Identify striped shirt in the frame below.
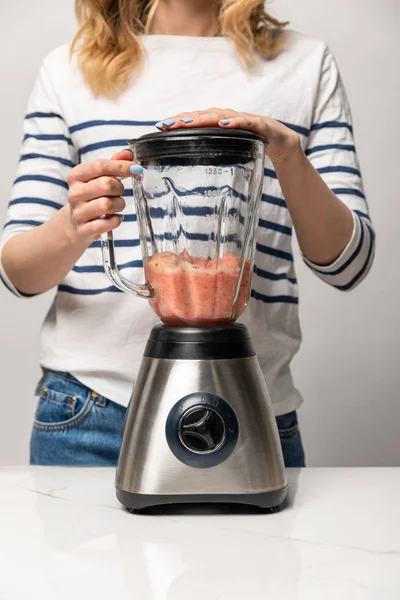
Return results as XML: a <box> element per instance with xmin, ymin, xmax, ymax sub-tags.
<box><xmin>0</xmin><ymin>31</ymin><xmax>375</xmax><ymax>414</ymax></box>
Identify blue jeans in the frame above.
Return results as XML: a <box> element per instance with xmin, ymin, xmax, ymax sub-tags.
<box><xmin>30</xmin><ymin>370</ymin><xmax>306</xmax><ymax>467</ymax></box>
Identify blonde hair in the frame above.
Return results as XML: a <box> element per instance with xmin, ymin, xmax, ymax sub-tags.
<box><xmin>72</xmin><ymin>0</ymin><xmax>288</xmax><ymax>99</ymax></box>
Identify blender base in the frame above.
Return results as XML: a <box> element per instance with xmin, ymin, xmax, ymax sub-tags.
<box><xmin>115</xmin><ymin>325</ymin><xmax>288</xmax><ymax>515</ymax></box>
<box><xmin>116</xmin><ymin>486</ymin><xmax>288</xmax><ymax>514</ymax></box>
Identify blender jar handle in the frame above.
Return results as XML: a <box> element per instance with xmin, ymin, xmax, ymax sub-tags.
<box><xmin>101</xmin><ymin>232</ymin><xmax>153</xmax><ymax>297</ymax></box>
<box><xmin>100</xmin><ymin>173</ymin><xmax>154</xmax><ymax>298</ymax></box>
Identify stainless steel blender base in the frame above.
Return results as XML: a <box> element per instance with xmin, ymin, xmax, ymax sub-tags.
<box><xmin>116</xmin><ymin>325</ymin><xmax>287</xmax><ymax>511</ymax></box>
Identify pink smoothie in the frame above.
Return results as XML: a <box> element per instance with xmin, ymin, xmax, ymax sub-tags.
<box><xmin>145</xmin><ymin>251</ymin><xmax>251</xmax><ymax>326</ymax></box>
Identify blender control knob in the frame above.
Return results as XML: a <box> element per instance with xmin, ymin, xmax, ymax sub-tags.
<box><xmin>179</xmin><ymin>407</ymin><xmax>226</xmax><ymax>454</ymax></box>
<box><xmin>166</xmin><ymin>393</ymin><xmax>239</xmax><ymax>468</ymax></box>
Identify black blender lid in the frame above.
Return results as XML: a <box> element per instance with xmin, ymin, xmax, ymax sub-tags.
<box><xmin>129</xmin><ymin>127</ymin><xmax>266</xmax><ymax>145</ymax></box>
<box><xmin>130</xmin><ymin>128</ymin><xmax>266</xmax><ymax>166</ymax></box>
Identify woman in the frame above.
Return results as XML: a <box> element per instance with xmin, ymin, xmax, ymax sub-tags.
<box><xmin>0</xmin><ymin>0</ymin><xmax>374</xmax><ymax>467</ymax></box>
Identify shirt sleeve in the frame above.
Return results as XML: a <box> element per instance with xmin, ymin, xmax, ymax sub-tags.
<box><xmin>0</xmin><ymin>59</ymin><xmax>78</xmax><ymax>297</ymax></box>
<box><xmin>303</xmin><ymin>46</ymin><xmax>375</xmax><ymax>291</ymax></box>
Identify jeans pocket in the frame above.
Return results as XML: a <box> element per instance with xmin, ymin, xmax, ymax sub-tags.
<box><xmin>276</xmin><ymin>411</ymin><xmax>299</xmax><ymax>439</ymax></box>
<box><xmin>276</xmin><ymin>411</ymin><xmax>305</xmax><ymax>468</ymax></box>
<box><xmin>33</xmin><ymin>372</ymin><xmax>95</xmax><ymax>432</ymax></box>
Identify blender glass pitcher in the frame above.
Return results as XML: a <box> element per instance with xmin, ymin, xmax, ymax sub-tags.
<box><xmin>101</xmin><ymin>128</ymin><xmax>266</xmax><ymax>326</ymax></box>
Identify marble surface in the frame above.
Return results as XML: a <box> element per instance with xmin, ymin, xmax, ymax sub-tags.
<box><xmin>0</xmin><ymin>467</ymin><xmax>399</xmax><ymax>599</ymax></box>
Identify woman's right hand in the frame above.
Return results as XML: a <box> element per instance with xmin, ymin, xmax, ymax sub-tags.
<box><xmin>67</xmin><ymin>149</ymin><xmax>139</xmax><ymax>244</ymax></box>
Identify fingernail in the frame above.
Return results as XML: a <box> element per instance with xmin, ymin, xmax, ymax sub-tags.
<box><xmin>155</xmin><ymin>121</ymin><xmax>164</xmax><ymax>129</ymax></box>
<box><xmin>220</xmin><ymin>119</ymin><xmax>230</xmax><ymax>125</ymax></box>
<box><xmin>99</xmin><ymin>215</ymin><xmax>106</xmax><ymax>220</ymax></box>
<box><xmin>130</xmin><ymin>165</ymin><xmax>143</xmax><ymax>175</ymax></box>
<box><xmin>118</xmin><ymin>214</ymin><xmax>125</xmax><ymax>222</ymax></box>
<box><xmin>181</xmin><ymin>117</ymin><xmax>193</xmax><ymax>124</ymax></box>
<box><xmin>163</xmin><ymin>119</ymin><xmax>175</xmax><ymax>127</ymax></box>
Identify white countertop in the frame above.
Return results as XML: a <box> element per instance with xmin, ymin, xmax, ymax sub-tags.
<box><xmin>0</xmin><ymin>467</ymin><xmax>399</xmax><ymax>599</ymax></box>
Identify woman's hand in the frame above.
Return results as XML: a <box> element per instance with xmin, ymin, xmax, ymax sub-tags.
<box><xmin>67</xmin><ymin>150</ymin><xmax>137</xmax><ymax>244</ymax></box>
<box><xmin>155</xmin><ymin>108</ymin><xmax>355</xmax><ymax>267</ymax></box>
<box><xmin>2</xmin><ymin>148</ymin><xmax>141</xmax><ymax>296</ymax></box>
<box><xmin>155</xmin><ymin>108</ymin><xmax>300</xmax><ymax>164</ymax></box>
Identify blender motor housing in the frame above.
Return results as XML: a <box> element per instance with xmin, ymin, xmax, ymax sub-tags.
<box><xmin>116</xmin><ymin>324</ymin><xmax>288</xmax><ymax>511</ymax></box>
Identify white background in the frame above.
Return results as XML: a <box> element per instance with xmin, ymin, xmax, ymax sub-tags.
<box><xmin>0</xmin><ymin>0</ymin><xmax>399</xmax><ymax>466</ymax></box>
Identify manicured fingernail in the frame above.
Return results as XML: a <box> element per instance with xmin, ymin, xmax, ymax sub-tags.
<box><xmin>163</xmin><ymin>119</ymin><xmax>175</xmax><ymax>127</ymax></box>
<box><xmin>130</xmin><ymin>165</ymin><xmax>143</xmax><ymax>175</ymax></box>
<box><xmin>220</xmin><ymin>119</ymin><xmax>230</xmax><ymax>125</ymax></box>
<box><xmin>155</xmin><ymin>121</ymin><xmax>164</xmax><ymax>129</ymax></box>
<box><xmin>118</xmin><ymin>214</ymin><xmax>124</xmax><ymax>222</ymax></box>
<box><xmin>181</xmin><ymin>117</ymin><xmax>193</xmax><ymax>124</ymax></box>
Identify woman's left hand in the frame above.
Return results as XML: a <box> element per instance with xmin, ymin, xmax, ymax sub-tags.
<box><xmin>155</xmin><ymin>108</ymin><xmax>300</xmax><ymax>165</ymax></box>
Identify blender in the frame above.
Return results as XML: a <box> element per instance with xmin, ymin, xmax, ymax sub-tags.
<box><xmin>101</xmin><ymin>128</ymin><xmax>287</xmax><ymax>511</ymax></box>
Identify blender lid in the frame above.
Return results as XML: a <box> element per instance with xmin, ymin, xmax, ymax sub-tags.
<box><xmin>130</xmin><ymin>128</ymin><xmax>266</xmax><ymax>166</ymax></box>
<box><xmin>129</xmin><ymin>127</ymin><xmax>266</xmax><ymax>145</ymax></box>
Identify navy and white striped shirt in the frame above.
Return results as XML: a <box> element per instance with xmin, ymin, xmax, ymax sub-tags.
<box><xmin>0</xmin><ymin>31</ymin><xmax>374</xmax><ymax>412</ymax></box>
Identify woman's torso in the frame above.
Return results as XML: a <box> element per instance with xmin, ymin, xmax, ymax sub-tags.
<box><xmin>27</xmin><ymin>31</ymin><xmax>327</xmax><ymax>411</ymax></box>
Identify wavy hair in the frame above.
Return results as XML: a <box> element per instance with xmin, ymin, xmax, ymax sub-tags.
<box><xmin>72</xmin><ymin>0</ymin><xmax>288</xmax><ymax>98</ymax></box>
